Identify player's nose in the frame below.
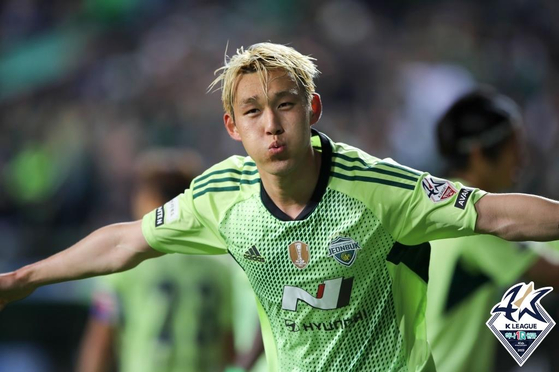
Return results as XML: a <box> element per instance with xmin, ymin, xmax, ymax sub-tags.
<box><xmin>264</xmin><ymin>109</ymin><xmax>284</xmax><ymax>135</ymax></box>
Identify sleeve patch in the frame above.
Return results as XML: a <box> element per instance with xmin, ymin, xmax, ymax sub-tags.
<box><xmin>454</xmin><ymin>187</ymin><xmax>474</xmax><ymax>209</ymax></box>
<box><xmin>155</xmin><ymin>206</ymin><xmax>165</xmax><ymax>227</ymax></box>
<box><xmin>155</xmin><ymin>197</ymin><xmax>180</xmax><ymax>227</ymax></box>
<box><xmin>421</xmin><ymin>176</ymin><xmax>457</xmax><ymax>203</ymax></box>
<box><xmin>165</xmin><ymin>197</ymin><xmax>180</xmax><ymax>223</ymax></box>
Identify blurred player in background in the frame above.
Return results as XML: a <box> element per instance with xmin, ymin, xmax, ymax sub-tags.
<box><xmin>427</xmin><ymin>89</ymin><xmax>559</xmax><ymax>372</ymax></box>
<box><xmin>76</xmin><ymin>149</ymin><xmax>236</xmax><ymax>372</ymax></box>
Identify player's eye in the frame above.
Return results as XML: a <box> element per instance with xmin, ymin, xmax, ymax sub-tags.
<box><xmin>244</xmin><ymin>108</ymin><xmax>259</xmax><ymax>116</ymax></box>
<box><xmin>278</xmin><ymin>102</ymin><xmax>294</xmax><ymax>109</ymax></box>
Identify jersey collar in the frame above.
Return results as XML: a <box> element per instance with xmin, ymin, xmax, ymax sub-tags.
<box><xmin>260</xmin><ymin>129</ymin><xmax>332</xmax><ymax>221</ymax></box>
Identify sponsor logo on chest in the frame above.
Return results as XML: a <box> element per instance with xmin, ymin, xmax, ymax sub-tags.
<box><xmin>284</xmin><ymin>309</ymin><xmax>367</xmax><ymax>332</ymax></box>
<box><xmin>282</xmin><ymin>277</ymin><xmax>354</xmax><ymax>312</ymax></box>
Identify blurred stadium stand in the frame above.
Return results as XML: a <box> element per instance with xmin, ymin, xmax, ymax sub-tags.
<box><xmin>1</xmin><ymin>0</ymin><xmax>558</xmax><ymax>371</ymax></box>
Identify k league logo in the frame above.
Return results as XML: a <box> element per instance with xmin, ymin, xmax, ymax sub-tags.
<box><xmin>486</xmin><ymin>282</ymin><xmax>555</xmax><ymax>366</ymax></box>
<box><xmin>421</xmin><ymin>176</ymin><xmax>457</xmax><ymax>203</ymax></box>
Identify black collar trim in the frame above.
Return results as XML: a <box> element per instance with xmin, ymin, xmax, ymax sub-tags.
<box><xmin>260</xmin><ymin>129</ymin><xmax>332</xmax><ymax>221</ymax></box>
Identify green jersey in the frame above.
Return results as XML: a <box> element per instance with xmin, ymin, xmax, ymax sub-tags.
<box><xmin>90</xmin><ymin>254</ymin><xmax>233</xmax><ymax>372</ymax></box>
<box><xmin>142</xmin><ymin>131</ymin><xmax>485</xmax><ymax>372</ymax></box>
<box><xmin>426</xmin><ymin>181</ymin><xmax>538</xmax><ymax>372</ymax></box>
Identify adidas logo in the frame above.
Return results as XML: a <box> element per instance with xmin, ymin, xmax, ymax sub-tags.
<box><xmin>244</xmin><ymin>246</ymin><xmax>265</xmax><ymax>263</ymax></box>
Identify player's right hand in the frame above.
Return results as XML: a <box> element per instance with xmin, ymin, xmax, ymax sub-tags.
<box><xmin>0</xmin><ymin>271</ymin><xmax>36</xmax><ymax>310</ymax></box>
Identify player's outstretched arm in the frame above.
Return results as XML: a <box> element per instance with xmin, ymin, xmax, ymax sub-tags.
<box><xmin>0</xmin><ymin>220</ymin><xmax>163</xmax><ymax>310</ymax></box>
<box><xmin>475</xmin><ymin>193</ymin><xmax>559</xmax><ymax>241</ymax></box>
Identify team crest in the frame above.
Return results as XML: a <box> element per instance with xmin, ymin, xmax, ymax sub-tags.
<box><xmin>486</xmin><ymin>282</ymin><xmax>555</xmax><ymax>366</ymax></box>
<box><xmin>288</xmin><ymin>241</ymin><xmax>310</xmax><ymax>269</ymax></box>
<box><xmin>328</xmin><ymin>237</ymin><xmax>361</xmax><ymax>267</ymax></box>
<box><xmin>421</xmin><ymin>176</ymin><xmax>457</xmax><ymax>203</ymax></box>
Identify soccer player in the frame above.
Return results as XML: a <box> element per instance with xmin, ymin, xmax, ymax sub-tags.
<box><xmin>75</xmin><ymin>149</ymin><xmax>236</xmax><ymax>372</ymax></box>
<box><xmin>426</xmin><ymin>89</ymin><xmax>559</xmax><ymax>372</ymax></box>
<box><xmin>1</xmin><ymin>42</ymin><xmax>559</xmax><ymax>372</ymax></box>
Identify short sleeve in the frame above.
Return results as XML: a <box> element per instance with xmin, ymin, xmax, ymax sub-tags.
<box><xmin>141</xmin><ymin>189</ymin><xmax>227</xmax><ymax>255</ymax></box>
<box><xmin>395</xmin><ymin>174</ymin><xmax>487</xmax><ymax>245</ymax></box>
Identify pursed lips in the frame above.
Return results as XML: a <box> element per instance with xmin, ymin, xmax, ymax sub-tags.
<box><xmin>269</xmin><ymin>140</ymin><xmax>285</xmax><ymax>149</ymax></box>
<box><xmin>268</xmin><ymin>140</ymin><xmax>286</xmax><ymax>155</ymax></box>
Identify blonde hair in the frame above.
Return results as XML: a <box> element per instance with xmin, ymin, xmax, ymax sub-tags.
<box><xmin>208</xmin><ymin>42</ymin><xmax>320</xmax><ymax>116</ymax></box>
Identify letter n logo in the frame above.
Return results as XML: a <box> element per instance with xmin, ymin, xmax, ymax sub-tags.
<box><xmin>281</xmin><ymin>277</ymin><xmax>353</xmax><ymax>312</ymax></box>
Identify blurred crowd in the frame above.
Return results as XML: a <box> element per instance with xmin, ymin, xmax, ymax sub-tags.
<box><xmin>2</xmin><ymin>0</ymin><xmax>559</xmax><ymax>262</ymax></box>
<box><xmin>1</xmin><ymin>0</ymin><xmax>559</xmax><ymax>371</ymax></box>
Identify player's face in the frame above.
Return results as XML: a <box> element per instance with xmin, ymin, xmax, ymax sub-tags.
<box><xmin>224</xmin><ymin>69</ymin><xmax>322</xmax><ymax>176</ymax></box>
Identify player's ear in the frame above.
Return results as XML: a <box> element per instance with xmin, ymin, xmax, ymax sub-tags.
<box><xmin>224</xmin><ymin>113</ymin><xmax>242</xmax><ymax>141</ymax></box>
<box><xmin>310</xmin><ymin>93</ymin><xmax>322</xmax><ymax>125</ymax></box>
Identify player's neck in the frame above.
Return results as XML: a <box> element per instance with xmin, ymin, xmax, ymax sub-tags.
<box><xmin>260</xmin><ymin>149</ymin><xmax>322</xmax><ymax>220</ymax></box>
